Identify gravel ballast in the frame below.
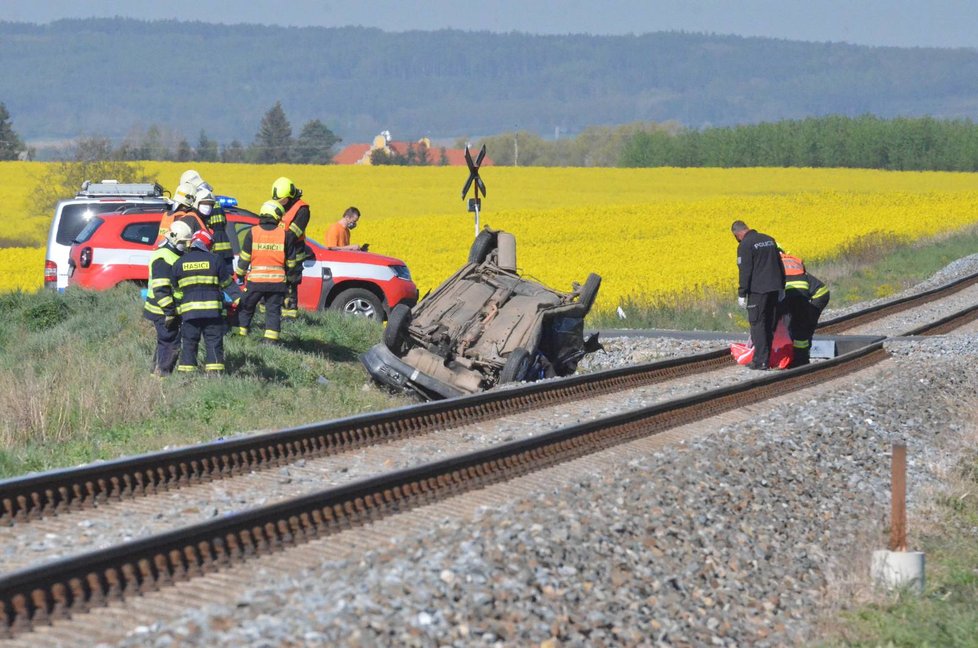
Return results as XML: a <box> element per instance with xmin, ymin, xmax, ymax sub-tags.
<box><xmin>114</xmin><ymin>338</ymin><xmax>978</xmax><ymax>647</ymax></box>
<box><xmin>109</xmin><ymin>264</ymin><xmax>978</xmax><ymax>646</ymax></box>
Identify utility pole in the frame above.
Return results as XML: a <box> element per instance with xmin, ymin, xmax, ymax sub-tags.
<box><xmin>514</xmin><ymin>128</ymin><xmax>518</xmax><ymax>167</ymax></box>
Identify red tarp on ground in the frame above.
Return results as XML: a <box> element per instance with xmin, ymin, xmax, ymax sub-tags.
<box><xmin>730</xmin><ymin>317</ymin><xmax>794</xmax><ymax>369</ymax></box>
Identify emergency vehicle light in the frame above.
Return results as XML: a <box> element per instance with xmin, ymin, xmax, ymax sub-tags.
<box><xmin>217</xmin><ymin>195</ymin><xmax>238</xmax><ymax>208</ymax></box>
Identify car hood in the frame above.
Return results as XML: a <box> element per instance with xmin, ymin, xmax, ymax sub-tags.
<box><xmin>309</xmin><ymin>247</ymin><xmax>407</xmax><ymax>266</ymax></box>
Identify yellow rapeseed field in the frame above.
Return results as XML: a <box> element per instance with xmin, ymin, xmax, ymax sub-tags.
<box><xmin>4</xmin><ymin>162</ymin><xmax>978</xmax><ymax>314</ymax></box>
<box><xmin>0</xmin><ymin>247</ymin><xmax>46</xmax><ymax>292</ymax></box>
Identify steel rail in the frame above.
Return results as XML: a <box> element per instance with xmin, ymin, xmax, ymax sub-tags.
<box><xmin>817</xmin><ymin>269</ymin><xmax>978</xmax><ymax>334</ymax></box>
<box><xmin>0</xmin><ymin>341</ymin><xmax>887</xmax><ymax>636</ymax></box>
<box><xmin>901</xmin><ymin>303</ymin><xmax>978</xmax><ymax>336</ymax></box>
<box><xmin>0</xmin><ymin>349</ymin><xmax>730</xmax><ymax>524</ymax></box>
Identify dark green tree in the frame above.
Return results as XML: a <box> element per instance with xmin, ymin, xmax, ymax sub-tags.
<box><xmin>221</xmin><ymin>140</ymin><xmax>246</xmax><ymax>163</ymax></box>
<box><xmin>292</xmin><ymin>119</ymin><xmax>341</xmax><ymax>164</ymax></box>
<box><xmin>197</xmin><ymin>130</ymin><xmax>219</xmax><ymax>162</ymax></box>
<box><xmin>370</xmin><ymin>147</ymin><xmax>407</xmax><ymax>165</ymax></box>
<box><xmin>0</xmin><ymin>102</ymin><xmax>25</xmax><ymax>160</ymax></box>
<box><xmin>253</xmin><ymin>101</ymin><xmax>293</xmax><ymax>163</ymax></box>
<box><xmin>32</xmin><ymin>136</ymin><xmax>153</xmax><ymax>217</ymax></box>
<box><xmin>175</xmin><ymin>138</ymin><xmax>193</xmax><ymax>162</ymax></box>
<box><xmin>138</xmin><ymin>125</ymin><xmax>168</xmax><ymax>161</ymax></box>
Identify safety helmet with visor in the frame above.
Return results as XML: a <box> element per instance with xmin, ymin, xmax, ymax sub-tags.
<box><xmin>180</xmin><ymin>169</ymin><xmax>212</xmax><ymax>192</ymax></box>
<box><xmin>271</xmin><ymin>176</ymin><xmax>301</xmax><ymax>201</ymax></box>
<box><xmin>193</xmin><ymin>187</ymin><xmax>216</xmax><ymax>217</ymax></box>
<box><xmin>165</xmin><ymin>220</ymin><xmax>193</xmax><ymax>252</ymax></box>
<box><xmin>259</xmin><ymin>200</ymin><xmax>285</xmax><ymax>222</ymax></box>
<box><xmin>172</xmin><ymin>182</ymin><xmax>197</xmax><ymax>210</ymax></box>
<box><xmin>190</xmin><ymin>228</ymin><xmax>214</xmax><ymax>251</ymax></box>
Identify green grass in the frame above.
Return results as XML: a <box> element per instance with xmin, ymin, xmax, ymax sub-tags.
<box><xmin>828</xmin><ymin>455</ymin><xmax>978</xmax><ymax>647</ymax></box>
<box><xmin>589</xmin><ymin>224</ymin><xmax>978</xmax><ymax>331</ymax></box>
<box><xmin>0</xmin><ymin>286</ymin><xmax>409</xmax><ymax>478</ymax></box>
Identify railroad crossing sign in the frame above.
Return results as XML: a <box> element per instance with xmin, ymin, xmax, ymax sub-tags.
<box><xmin>461</xmin><ymin>144</ymin><xmax>488</xmax><ymax>237</ymax></box>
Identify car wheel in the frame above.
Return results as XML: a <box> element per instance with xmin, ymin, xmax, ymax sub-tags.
<box><xmin>578</xmin><ymin>273</ymin><xmax>602</xmax><ymax>312</ymax></box>
<box><xmin>468</xmin><ymin>229</ymin><xmax>498</xmax><ymax>264</ymax></box>
<box><xmin>332</xmin><ymin>288</ymin><xmax>384</xmax><ymax>321</ymax></box>
<box><xmin>499</xmin><ymin>347</ymin><xmax>532</xmax><ymax>384</ymax></box>
<box><xmin>383</xmin><ymin>303</ymin><xmax>412</xmax><ymax>354</ymax></box>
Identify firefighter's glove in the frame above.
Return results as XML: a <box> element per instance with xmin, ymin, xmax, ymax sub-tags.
<box><xmin>359</xmin><ymin>243</ymin><xmax>370</xmax><ymax>252</ymax></box>
<box><xmin>164</xmin><ymin>315</ymin><xmax>180</xmax><ymax>330</ymax></box>
<box><xmin>737</xmin><ymin>296</ymin><xmax>747</xmax><ymax>308</ymax></box>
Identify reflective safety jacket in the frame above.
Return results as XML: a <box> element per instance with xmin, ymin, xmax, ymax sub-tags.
<box><xmin>155</xmin><ymin>209</ymin><xmax>206</xmax><ymax>246</ymax></box>
<box><xmin>781</xmin><ymin>252</ymin><xmax>809</xmax><ymax>293</ymax></box>
<box><xmin>281</xmin><ymin>199</ymin><xmax>311</xmax><ymax>263</ymax></box>
<box><xmin>780</xmin><ymin>251</ymin><xmax>831</xmax><ymax>310</ymax></box>
<box><xmin>205</xmin><ymin>205</ymin><xmax>234</xmax><ymax>260</ymax></box>
<box><xmin>281</xmin><ymin>199</ymin><xmax>309</xmax><ymax>242</ymax></box>
<box><xmin>143</xmin><ymin>244</ymin><xmax>181</xmax><ymax>319</ymax></box>
<box><xmin>809</xmin><ymin>273</ymin><xmax>830</xmax><ymax>310</ymax></box>
<box><xmin>235</xmin><ymin>220</ymin><xmax>299</xmax><ymax>293</ymax></box>
<box><xmin>173</xmin><ymin>247</ymin><xmax>242</xmax><ymax>320</ymax></box>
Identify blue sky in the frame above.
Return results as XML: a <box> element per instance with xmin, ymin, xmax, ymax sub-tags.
<box><xmin>1</xmin><ymin>0</ymin><xmax>976</xmax><ymax>49</ymax></box>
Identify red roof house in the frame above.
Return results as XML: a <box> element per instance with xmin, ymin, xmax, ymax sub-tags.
<box><xmin>334</xmin><ymin>133</ymin><xmax>493</xmax><ymax>166</ymax></box>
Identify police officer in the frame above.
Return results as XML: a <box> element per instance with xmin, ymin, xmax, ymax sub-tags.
<box><xmin>144</xmin><ymin>220</ymin><xmax>192</xmax><ymax>376</ymax></box>
<box><xmin>271</xmin><ymin>177</ymin><xmax>310</xmax><ymax>318</ymax></box>
<box><xmin>173</xmin><ymin>229</ymin><xmax>242</xmax><ymax>373</ymax></box>
<box><xmin>732</xmin><ymin>220</ymin><xmax>785</xmax><ymax>370</ymax></box>
<box><xmin>234</xmin><ymin>200</ymin><xmax>300</xmax><ymax>342</ymax></box>
<box><xmin>779</xmin><ymin>248</ymin><xmax>830</xmax><ymax>367</ymax></box>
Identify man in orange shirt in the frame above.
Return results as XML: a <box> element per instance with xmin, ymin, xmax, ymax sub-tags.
<box><xmin>324</xmin><ymin>207</ymin><xmax>368</xmax><ymax>251</ymax></box>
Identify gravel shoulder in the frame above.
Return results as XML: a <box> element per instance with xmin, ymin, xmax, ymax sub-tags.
<box><xmin>103</xmin><ymin>258</ymin><xmax>978</xmax><ymax>647</ymax></box>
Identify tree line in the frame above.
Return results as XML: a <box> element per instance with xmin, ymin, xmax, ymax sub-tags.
<box><xmin>474</xmin><ymin>116</ymin><xmax>978</xmax><ymax>172</ymax></box>
<box><xmin>617</xmin><ymin>115</ymin><xmax>978</xmax><ymax>171</ymax></box>
<box><xmin>0</xmin><ymin>101</ymin><xmax>342</xmax><ymax>164</ymax></box>
<box><xmin>11</xmin><ymin>97</ymin><xmax>978</xmax><ymax>173</ymax></box>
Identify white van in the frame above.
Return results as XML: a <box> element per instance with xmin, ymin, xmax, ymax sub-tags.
<box><xmin>44</xmin><ymin>180</ymin><xmax>167</xmax><ymax>291</ymax></box>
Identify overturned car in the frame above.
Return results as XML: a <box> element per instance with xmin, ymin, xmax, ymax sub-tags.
<box><xmin>361</xmin><ymin>228</ymin><xmax>602</xmax><ymax>400</ymax></box>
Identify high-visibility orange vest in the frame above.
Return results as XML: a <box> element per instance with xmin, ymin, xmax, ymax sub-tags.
<box><xmin>281</xmin><ymin>199</ymin><xmax>308</xmax><ymax>241</ymax></box>
<box><xmin>156</xmin><ymin>210</ymin><xmax>206</xmax><ymax>246</ymax></box>
<box><xmin>248</xmin><ymin>226</ymin><xmax>286</xmax><ymax>283</ymax></box>
<box><xmin>780</xmin><ymin>252</ymin><xmax>806</xmax><ymax>277</ymax></box>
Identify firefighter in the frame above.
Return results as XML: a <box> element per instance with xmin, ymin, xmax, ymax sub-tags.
<box><xmin>155</xmin><ymin>181</ymin><xmax>205</xmax><ymax>246</ymax></box>
<box><xmin>779</xmin><ymin>248</ymin><xmax>831</xmax><ymax>367</ymax></box>
<box><xmin>182</xmin><ymin>170</ymin><xmax>234</xmax><ymax>270</ymax></box>
<box><xmin>144</xmin><ymin>220</ymin><xmax>192</xmax><ymax>376</ymax></box>
<box><xmin>234</xmin><ymin>200</ymin><xmax>300</xmax><ymax>342</ymax></box>
<box><xmin>271</xmin><ymin>176</ymin><xmax>310</xmax><ymax>319</ymax></box>
<box><xmin>172</xmin><ymin>229</ymin><xmax>242</xmax><ymax>374</ymax></box>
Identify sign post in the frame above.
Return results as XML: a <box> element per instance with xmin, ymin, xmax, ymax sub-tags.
<box><xmin>461</xmin><ymin>144</ymin><xmax>488</xmax><ymax>237</ymax></box>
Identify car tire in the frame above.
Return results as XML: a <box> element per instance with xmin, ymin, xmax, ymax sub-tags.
<box><xmin>578</xmin><ymin>273</ymin><xmax>602</xmax><ymax>312</ymax></box>
<box><xmin>499</xmin><ymin>347</ymin><xmax>532</xmax><ymax>384</ymax></box>
<box><xmin>383</xmin><ymin>303</ymin><xmax>412</xmax><ymax>354</ymax></box>
<box><xmin>332</xmin><ymin>288</ymin><xmax>384</xmax><ymax>321</ymax></box>
<box><xmin>468</xmin><ymin>229</ymin><xmax>498</xmax><ymax>264</ymax></box>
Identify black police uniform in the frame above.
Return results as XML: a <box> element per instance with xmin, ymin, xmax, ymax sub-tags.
<box><xmin>737</xmin><ymin>229</ymin><xmax>786</xmax><ymax>369</ymax></box>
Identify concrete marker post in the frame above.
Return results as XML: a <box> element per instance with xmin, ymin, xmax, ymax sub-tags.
<box><xmin>871</xmin><ymin>441</ymin><xmax>925</xmax><ymax>593</ymax></box>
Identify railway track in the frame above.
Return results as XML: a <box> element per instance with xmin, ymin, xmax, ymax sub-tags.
<box><xmin>7</xmin><ymin>269</ymin><xmax>978</xmax><ymax>528</ymax></box>
<box><xmin>2</xmin><ymin>269</ymin><xmax>977</xmax><ymax>639</ymax></box>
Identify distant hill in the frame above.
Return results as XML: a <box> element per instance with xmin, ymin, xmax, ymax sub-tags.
<box><xmin>2</xmin><ymin>18</ymin><xmax>978</xmax><ymax>149</ymax></box>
